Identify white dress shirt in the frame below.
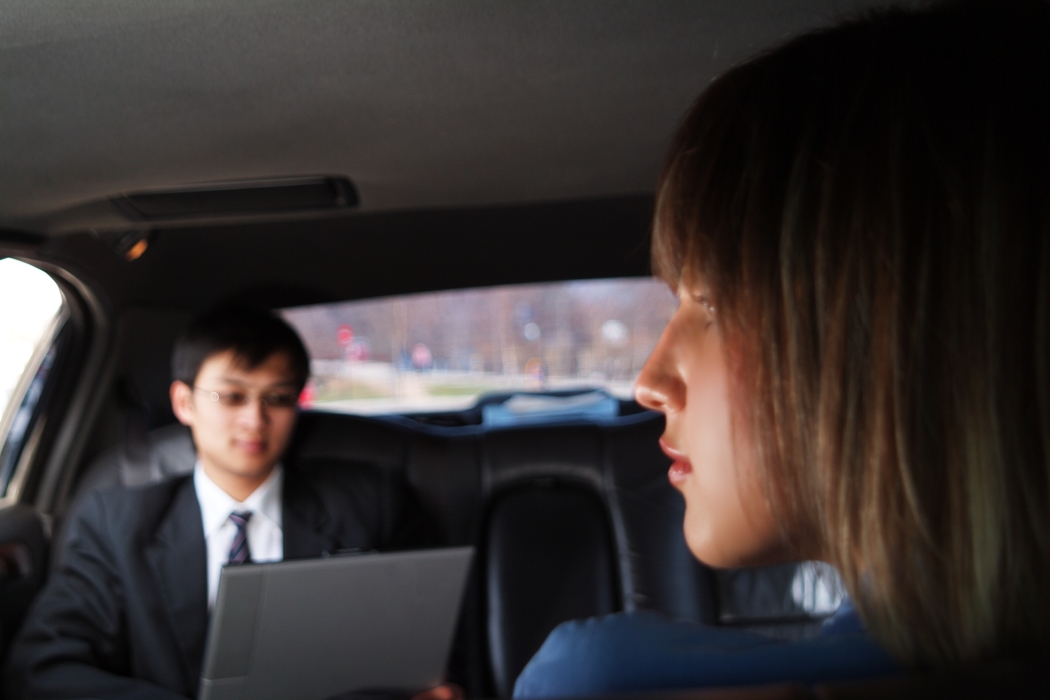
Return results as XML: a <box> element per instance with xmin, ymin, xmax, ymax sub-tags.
<box><xmin>193</xmin><ymin>461</ymin><xmax>284</xmax><ymax>608</ymax></box>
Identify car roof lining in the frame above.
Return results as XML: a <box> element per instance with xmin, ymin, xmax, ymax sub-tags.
<box><xmin>2</xmin><ymin>1</ymin><xmax>931</xmax><ymax>313</ymax></box>
<box><xmin>1</xmin><ymin>0</ymin><xmax>904</xmax><ymax>235</ymax></box>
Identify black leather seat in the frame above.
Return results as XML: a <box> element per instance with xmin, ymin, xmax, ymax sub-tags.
<box><xmin>0</xmin><ymin>505</ymin><xmax>49</xmax><ymax>661</ymax></box>
<box><xmin>469</xmin><ymin>417</ymin><xmax>718</xmax><ymax>696</ymax></box>
<box><xmin>484</xmin><ymin>480</ymin><xmax>620</xmax><ymax>697</ymax></box>
<box><xmin>66</xmin><ymin>407</ymin><xmax>833</xmax><ymax>697</ymax></box>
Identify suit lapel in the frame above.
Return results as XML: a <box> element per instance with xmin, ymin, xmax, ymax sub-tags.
<box><xmin>139</xmin><ymin>469</ymin><xmax>333</xmax><ymax>694</ymax></box>
<box><xmin>144</xmin><ymin>476</ymin><xmax>209</xmax><ymax>694</ymax></box>
<box><xmin>282</xmin><ymin>469</ymin><xmax>338</xmax><ymax>559</ymax></box>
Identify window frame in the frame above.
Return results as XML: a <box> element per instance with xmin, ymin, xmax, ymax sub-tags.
<box><xmin>0</xmin><ymin>304</ymin><xmax>68</xmax><ymax>506</ymax></box>
<box><xmin>0</xmin><ymin>255</ymin><xmax>114</xmax><ymax>516</ymax></box>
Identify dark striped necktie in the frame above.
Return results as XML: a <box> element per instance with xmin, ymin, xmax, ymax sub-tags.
<box><xmin>226</xmin><ymin>510</ymin><xmax>253</xmax><ymax>565</ymax></box>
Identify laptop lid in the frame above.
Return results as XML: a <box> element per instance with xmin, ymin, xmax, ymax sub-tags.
<box><xmin>199</xmin><ymin>547</ymin><xmax>474</xmax><ymax>700</ymax></box>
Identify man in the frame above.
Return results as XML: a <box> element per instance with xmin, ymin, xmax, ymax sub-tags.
<box><xmin>5</xmin><ymin>307</ymin><xmax>431</xmax><ymax>699</ymax></box>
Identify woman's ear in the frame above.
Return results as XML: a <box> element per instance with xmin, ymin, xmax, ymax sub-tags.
<box><xmin>170</xmin><ymin>381</ymin><xmax>196</xmax><ymax>427</ymax></box>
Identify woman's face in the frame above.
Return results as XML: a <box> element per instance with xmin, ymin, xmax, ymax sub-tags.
<box><xmin>634</xmin><ymin>275</ymin><xmax>789</xmax><ymax>568</ymax></box>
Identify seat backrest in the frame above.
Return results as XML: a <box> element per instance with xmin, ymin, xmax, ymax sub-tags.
<box><xmin>484</xmin><ymin>480</ymin><xmax>620</xmax><ymax>697</ymax></box>
<box><xmin>476</xmin><ymin>424</ymin><xmax>617</xmax><ymax>696</ymax></box>
<box><xmin>0</xmin><ymin>504</ymin><xmax>49</xmax><ymax>660</ymax></box>
<box><xmin>472</xmin><ymin>415</ymin><xmax>722</xmax><ymax>696</ymax></box>
<box><xmin>74</xmin><ymin>423</ymin><xmax>196</xmax><ymax>495</ymax></box>
<box><xmin>602</xmin><ymin>415</ymin><xmax>717</xmax><ymax>625</ymax></box>
<box><xmin>66</xmin><ymin>407</ymin><xmax>835</xmax><ymax>696</ymax></box>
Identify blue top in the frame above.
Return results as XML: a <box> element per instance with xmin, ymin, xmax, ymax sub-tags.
<box><xmin>513</xmin><ymin>601</ymin><xmax>901</xmax><ymax>698</ymax></box>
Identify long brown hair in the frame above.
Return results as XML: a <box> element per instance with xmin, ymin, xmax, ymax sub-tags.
<box><xmin>653</xmin><ymin>1</ymin><xmax>1050</xmax><ymax>667</ymax></box>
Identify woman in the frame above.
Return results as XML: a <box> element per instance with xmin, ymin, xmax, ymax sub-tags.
<box><xmin>515</xmin><ymin>1</ymin><xmax>1050</xmax><ymax>696</ymax></box>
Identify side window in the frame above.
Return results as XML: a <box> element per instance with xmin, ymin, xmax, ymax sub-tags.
<box><xmin>0</xmin><ymin>259</ymin><xmax>64</xmax><ymax>500</ymax></box>
<box><xmin>716</xmin><ymin>561</ymin><xmax>846</xmax><ymax>625</ymax></box>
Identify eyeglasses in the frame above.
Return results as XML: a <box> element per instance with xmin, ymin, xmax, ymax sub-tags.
<box><xmin>193</xmin><ymin>386</ymin><xmax>300</xmax><ymax>409</ymax></box>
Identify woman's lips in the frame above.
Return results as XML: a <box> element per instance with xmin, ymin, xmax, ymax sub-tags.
<box><xmin>668</xmin><ymin>460</ymin><xmax>693</xmax><ymax>486</ymax></box>
<box><xmin>659</xmin><ymin>438</ymin><xmax>693</xmax><ymax>486</ymax></box>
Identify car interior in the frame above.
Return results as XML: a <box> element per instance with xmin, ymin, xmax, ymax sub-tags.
<box><xmin>0</xmin><ymin>1</ymin><xmax>1045</xmax><ymax>698</ymax></box>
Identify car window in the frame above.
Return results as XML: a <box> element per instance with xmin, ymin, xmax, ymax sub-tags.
<box><xmin>0</xmin><ymin>258</ymin><xmax>64</xmax><ymax>498</ymax></box>
<box><xmin>717</xmin><ymin>561</ymin><xmax>846</xmax><ymax>626</ymax></box>
<box><xmin>280</xmin><ymin>278</ymin><xmax>676</xmax><ymax>415</ymax></box>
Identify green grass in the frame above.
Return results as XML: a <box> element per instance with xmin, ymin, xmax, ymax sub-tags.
<box><xmin>313</xmin><ymin>380</ymin><xmax>389</xmax><ymax>401</ymax></box>
<box><xmin>427</xmin><ymin>383</ymin><xmax>502</xmax><ymax>397</ymax></box>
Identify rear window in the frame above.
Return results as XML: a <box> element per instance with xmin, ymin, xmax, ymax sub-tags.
<box><xmin>280</xmin><ymin>278</ymin><xmax>676</xmax><ymax>415</ymax></box>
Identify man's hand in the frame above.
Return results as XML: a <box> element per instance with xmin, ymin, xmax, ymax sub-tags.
<box><xmin>411</xmin><ymin>683</ymin><xmax>464</xmax><ymax>700</ymax></box>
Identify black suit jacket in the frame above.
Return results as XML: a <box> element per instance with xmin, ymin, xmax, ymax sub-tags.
<box><xmin>5</xmin><ymin>466</ymin><xmax>426</xmax><ymax>700</ymax></box>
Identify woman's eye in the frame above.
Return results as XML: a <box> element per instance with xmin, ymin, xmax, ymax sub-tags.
<box><xmin>691</xmin><ymin>296</ymin><xmax>716</xmax><ymax>328</ymax></box>
<box><xmin>690</xmin><ymin>294</ymin><xmax>715</xmax><ymax>314</ymax></box>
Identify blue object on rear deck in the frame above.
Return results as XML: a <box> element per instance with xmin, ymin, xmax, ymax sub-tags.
<box><xmin>482</xmin><ymin>391</ymin><xmax>619</xmax><ymax>427</ymax></box>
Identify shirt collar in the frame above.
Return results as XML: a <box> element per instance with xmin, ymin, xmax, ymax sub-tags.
<box><xmin>193</xmin><ymin>461</ymin><xmax>284</xmax><ymax>538</ymax></box>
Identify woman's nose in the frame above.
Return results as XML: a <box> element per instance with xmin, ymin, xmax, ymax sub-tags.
<box><xmin>634</xmin><ymin>321</ymin><xmax>685</xmax><ymax>413</ymax></box>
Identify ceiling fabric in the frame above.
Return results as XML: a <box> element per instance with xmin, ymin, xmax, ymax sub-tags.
<box><xmin>1</xmin><ymin>0</ymin><xmax>895</xmax><ymax>234</ymax></box>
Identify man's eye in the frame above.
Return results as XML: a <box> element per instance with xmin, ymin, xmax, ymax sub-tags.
<box><xmin>264</xmin><ymin>393</ymin><xmax>299</xmax><ymax>408</ymax></box>
<box><xmin>218</xmin><ymin>392</ymin><xmax>249</xmax><ymax>406</ymax></box>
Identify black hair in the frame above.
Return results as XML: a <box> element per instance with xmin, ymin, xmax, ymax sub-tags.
<box><xmin>171</xmin><ymin>306</ymin><xmax>310</xmax><ymax>390</ymax></box>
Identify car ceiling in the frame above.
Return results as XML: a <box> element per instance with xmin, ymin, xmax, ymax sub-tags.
<box><xmin>0</xmin><ymin>0</ymin><xmax>912</xmax><ymax>309</ymax></box>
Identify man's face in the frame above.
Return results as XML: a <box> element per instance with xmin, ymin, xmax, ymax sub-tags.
<box><xmin>170</xmin><ymin>350</ymin><xmax>300</xmax><ymax>494</ymax></box>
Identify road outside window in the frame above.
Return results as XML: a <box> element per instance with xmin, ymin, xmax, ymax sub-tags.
<box><xmin>0</xmin><ymin>259</ymin><xmax>62</xmax><ymax>416</ymax></box>
<box><xmin>281</xmin><ymin>278</ymin><xmax>677</xmax><ymax>415</ymax></box>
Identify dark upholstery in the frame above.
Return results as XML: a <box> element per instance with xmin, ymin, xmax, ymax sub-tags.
<box><xmin>0</xmin><ymin>504</ymin><xmax>49</xmax><ymax>661</ymax></box>
<box><xmin>604</xmin><ymin>417</ymin><xmax>718</xmax><ymax>625</ymax></box>
<box><xmin>73</xmin><ymin>423</ymin><xmax>195</xmax><ymax>493</ymax></box>
<box><xmin>68</xmin><ymin>408</ymin><xmax>831</xmax><ymax>696</ymax></box>
<box><xmin>485</xmin><ymin>482</ymin><xmax>620</xmax><ymax>697</ymax></box>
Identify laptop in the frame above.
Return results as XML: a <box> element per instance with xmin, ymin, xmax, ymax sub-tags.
<box><xmin>198</xmin><ymin>547</ymin><xmax>474</xmax><ymax>700</ymax></box>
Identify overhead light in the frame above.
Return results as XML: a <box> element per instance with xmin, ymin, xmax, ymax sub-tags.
<box><xmin>124</xmin><ymin>237</ymin><xmax>149</xmax><ymax>261</ymax></box>
<box><xmin>110</xmin><ymin>176</ymin><xmax>359</xmax><ymax>221</ymax></box>
<box><xmin>94</xmin><ymin>229</ymin><xmax>152</xmax><ymax>261</ymax></box>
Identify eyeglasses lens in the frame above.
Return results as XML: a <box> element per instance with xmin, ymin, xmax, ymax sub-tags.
<box><xmin>199</xmin><ymin>388</ymin><xmax>298</xmax><ymax>409</ymax></box>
